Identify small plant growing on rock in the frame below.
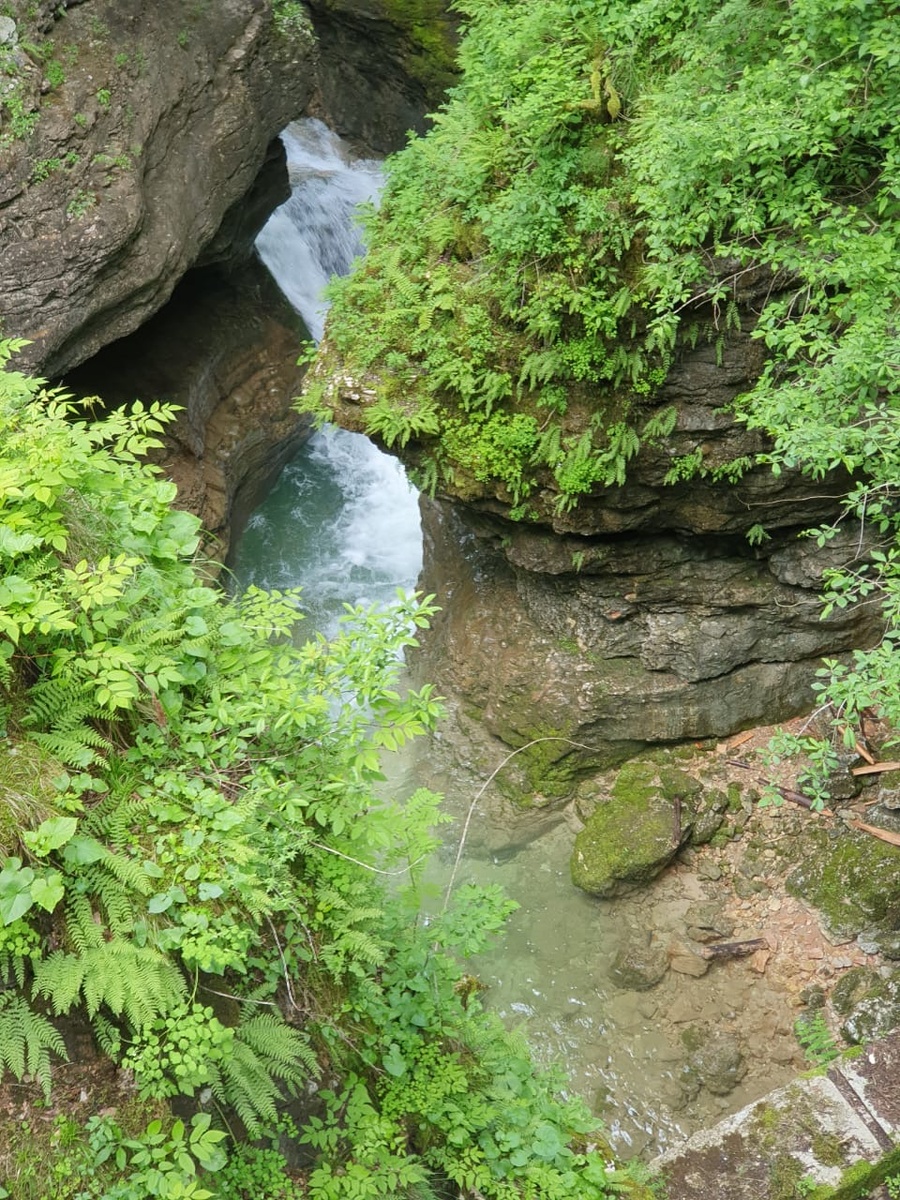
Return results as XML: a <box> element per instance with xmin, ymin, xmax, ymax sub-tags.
<box><xmin>794</xmin><ymin>1011</ymin><xmax>840</xmax><ymax>1070</ymax></box>
<box><xmin>759</xmin><ymin>729</ymin><xmax>842</xmax><ymax>812</ymax></box>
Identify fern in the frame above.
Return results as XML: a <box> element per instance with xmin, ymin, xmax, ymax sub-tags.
<box><xmin>79</xmin><ymin>864</ymin><xmax>138</xmax><ymax>935</ymax></box>
<box><xmin>795</xmin><ymin>1011</ymin><xmax>840</xmax><ymax>1069</ymax></box>
<box><xmin>207</xmin><ymin>1012</ymin><xmax>318</xmax><ymax>1136</ymax></box>
<box><xmin>92</xmin><ymin>1011</ymin><xmax>122</xmax><ymax>1059</ymax></box>
<box><xmin>0</xmin><ymin>993</ymin><xmax>68</xmax><ymax>1100</ymax></box>
<box><xmin>63</xmin><ymin>893</ymin><xmax>105</xmax><ymax>953</ymax></box>
<box><xmin>81</xmin><ymin>790</ymin><xmax>150</xmax><ymax>852</ymax></box>
<box><xmin>33</xmin><ymin>941</ymin><xmax>186</xmax><ymax>1029</ymax></box>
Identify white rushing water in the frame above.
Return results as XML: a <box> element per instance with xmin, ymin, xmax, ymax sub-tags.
<box><xmin>255</xmin><ymin>118</ymin><xmax>382</xmax><ymax>342</ymax></box>
<box><xmin>233</xmin><ymin>120</ymin><xmax>422</xmax><ymax>633</ymax></box>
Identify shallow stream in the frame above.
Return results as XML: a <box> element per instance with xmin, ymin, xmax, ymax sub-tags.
<box><xmin>232</xmin><ymin>119</ymin><xmax>805</xmax><ymax>1158</ymax></box>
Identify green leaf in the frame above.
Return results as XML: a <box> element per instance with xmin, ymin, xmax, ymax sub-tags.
<box><xmin>62</xmin><ymin>836</ymin><xmax>106</xmax><ymax>866</ymax></box>
<box><xmin>30</xmin><ymin>871</ymin><xmax>65</xmax><ymax>913</ymax></box>
<box><xmin>0</xmin><ymin>888</ymin><xmax>33</xmax><ymax>925</ymax></box>
<box><xmin>23</xmin><ymin>816</ymin><xmax>78</xmax><ymax>856</ymax></box>
<box><xmin>382</xmin><ymin>1042</ymin><xmax>407</xmax><ymax>1077</ymax></box>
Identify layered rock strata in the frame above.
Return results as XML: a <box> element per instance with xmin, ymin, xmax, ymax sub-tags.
<box><xmin>397</xmin><ymin>330</ymin><xmax>882</xmax><ymax>801</ymax></box>
<box><xmin>1</xmin><ymin>0</ymin><xmax>317</xmax><ymax>377</ymax></box>
<box><xmin>64</xmin><ymin>256</ymin><xmax>311</xmax><ymax>560</ymax></box>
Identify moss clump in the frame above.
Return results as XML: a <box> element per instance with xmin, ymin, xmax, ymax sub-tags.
<box><xmin>786</xmin><ymin>825</ymin><xmax>900</xmax><ymax>941</ymax></box>
<box><xmin>768</xmin><ymin>1152</ymin><xmax>806</xmax><ymax>1200</ymax></box>
<box><xmin>370</xmin><ymin>0</ymin><xmax>458</xmax><ymax>98</ymax></box>
<box><xmin>571</xmin><ymin>760</ymin><xmax>681</xmax><ymax>897</ymax></box>
<box><xmin>810</xmin><ymin>1131</ymin><xmax>846</xmax><ymax>1169</ymax></box>
<box><xmin>0</xmin><ymin>741</ymin><xmax>63</xmax><ymax>856</ymax></box>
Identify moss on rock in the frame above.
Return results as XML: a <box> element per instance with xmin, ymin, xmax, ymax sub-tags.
<box><xmin>785</xmin><ymin>825</ymin><xmax>900</xmax><ymax>941</ymax></box>
<box><xmin>571</xmin><ymin>760</ymin><xmax>684</xmax><ymax>897</ymax></box>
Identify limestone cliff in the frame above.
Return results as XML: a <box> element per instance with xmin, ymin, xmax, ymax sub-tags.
<box><xmin>1</xmin><ymin>0</ymin><xmax>317</xmax><ymax>377</ymax></box>
<box><xmin>328</xmin><ymin>322</ymin><xmax>880</xmax><ymax>801</ymax></box>
<box><xmin>0</xmin><ymin>0</ymin><xmax>449</xmax><ymax>548</ymax></box>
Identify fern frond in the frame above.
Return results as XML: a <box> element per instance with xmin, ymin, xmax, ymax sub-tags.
<box><xmin>79</xmin><ymin>864</ymin><xmax>137</xmax><ymax>935</ymax></box>
<box><xmin>33</xmin><ymin>941</ymin><xmax>186</xmax><ymax>1030</ymax></box>
<box><xmin>81</xmin><ymin>790</ymin><xmax>149</xmax><ymax>851</ymax></box>
<box><xmin>92</xmin><ymin>1012</ymin><xmax>122</xmax><ymax>1059</ymax></box>
<box><xmin>237</xmin><ymin>1012</ymin><xmax>319</xmax><ymax>1081</ymax></box>
<box><xmin>0</xmin><ymin>993</ymin><xmax>68</xmax><ymax>1100</ymax></box>
<box><xmin>31</xmin><ymin>728</ymin><xmax>109</xmax><ymax>769</ymax></box>
<box><xmin>208</xmin><ymin>1012</ymin><xmax>318</xmax><ymax>1136</ymax></box>
<box><xmin>64</xmin><ymin>894</ymin><xmax>105</xmax><ymax>952</ymax></box>
<box><xmin>795</xmin><ymin>1011</ymin><xmax>839</xmax><ymax>1068</ymax></box>
<box><xmin>0</xmin><ymin>948</ymin><xmax>35</xmax><ymax>989</ymax></box>
<box><xmin>90</xmin><ymin>847</ymin><xmax>152</xmax><ymax>896</ymax></box>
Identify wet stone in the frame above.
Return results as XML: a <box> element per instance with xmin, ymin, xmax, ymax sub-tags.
<box><xmin>733</xmin><ymin>875</ymin><xmax>763</xmax><ymax>900</ymax></box>
<box><xmin>684</xmin><ymin>901</ymin><xmax>736</xmax><ymax>944</ymax></box>
<box><xmin>668</xmin><ymin>938</ymin><xmax>710</xmax><ymax>978</ymax></box>
<box><xmin>610</xmin><ymin>938</ymin><xmax>670</xmax><ymax>991</ymax></box>
<box><xmin>685</xmin><ymin>1031</ymin><xmax>747</xmax><ymax>1096</ymax></box>
<box><xmin>697</xmin><ymin>860</ymin><xmax>723</xmax><ymax>881</ymax></box>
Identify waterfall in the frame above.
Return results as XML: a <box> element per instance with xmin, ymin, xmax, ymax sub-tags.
<box><xmin>232</xmin><ymin>119</ymin><xmax>422</xmax><ymax>636</ymax></box>
<box><xmin>255</xmin><ymin>119</ymin><xmax>382</xmax><ymax>342</ymax></box>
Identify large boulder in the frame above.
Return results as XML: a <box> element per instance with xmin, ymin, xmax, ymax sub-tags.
<box><xmin>571</xmin><ymin>761</ymin><xmax>689</xmax><ymax>897</ymax></box>
<box><xmin>785</xmin><ymin>824</ymin><xmax>900</xmax><ymax>944</ymax></box>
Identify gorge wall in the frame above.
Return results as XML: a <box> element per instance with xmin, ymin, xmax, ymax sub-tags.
<box><xmin>329</xmin><ymin>322</ymin><xmax>881</xmax><ymax>805</ymax></box>
<box><xmin>0</xmin><ymin>0</ymin><xmax>450</xmax><ymax>551</ymax></box>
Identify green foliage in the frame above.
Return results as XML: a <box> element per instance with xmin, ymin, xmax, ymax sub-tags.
<box><xmin>272</xmin><ymin>0</ymin><xmax>310</xmax><ymax>36</ymax></box>
<box><xmin>0</xmin><ymin>994</ymin><xmax>67</xmax><ymax>1100</ymax></box>
<box><xmin>794</xmin><ymin>1011</ymin><xmax>840</xmax><ymax>1070</ymax></box>
<box><xmin>316</xmin><ymin>0</ymin><xmax>900</xmax><ymax>521</ymax></box>
<box><xmin>758</xmin><ymin>730</ymin><xmax>842</xmax><ymax>813</ymax></box>
<box><xmin>0</xmin><ymin>342</ymin><xmax>629</xmax><ymax>1197</ymax></box>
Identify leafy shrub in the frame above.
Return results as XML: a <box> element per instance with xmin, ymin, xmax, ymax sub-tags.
<box><xmin>0</xmin><ymin>340</ymin><xmax>637</xmax><ymax>1196</ymax></box>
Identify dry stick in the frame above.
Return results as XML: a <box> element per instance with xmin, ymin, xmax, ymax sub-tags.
<box><xmin>441</xmin><ymin>736</ymin><xmax>598</xmax><ymax>913</ymax></box>
<box><xmin>726</xmin><ymin>758</ymin><xmax>831</xmax><ymax>814</ymax></box>
<box><xmin>698</xmin><ymin>938</ymin><xmax>767</xmax><ymax>961</ymax></box>
<box><xmin>311</xmin><ymin>840</ymin><xmax>430</xmax><ymax>876</ymax></box>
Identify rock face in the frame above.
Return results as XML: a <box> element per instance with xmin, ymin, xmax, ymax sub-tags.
<box><xmin>1</xmin><ymin>0</ymin><xmax>450</xmax><ymax>547</ymax></box>
<box><xmin>0</xmin><ymin>0</ymin><xmax>317</xmax><ymax>377</ymax></box>
<box><xmin>64</xmin><ymin>256</ymin><xmax>312</xmax><ymax>560</ymax></box>
<box><xmin>304</xmin><ymin>0</ymin><xmax>457</xmax><ymax>153</ymax></box>
<box><xmin>407</xmin><ymin>329</ymin><xmax>882</xmax><ymax>798</ymax></box>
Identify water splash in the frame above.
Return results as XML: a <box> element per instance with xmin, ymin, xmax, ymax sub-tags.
<box><xmin>255</xmin><ymin>118</ymin><xmax>382</xmax><ymax>342</ymax></box>
<box><xmin>233</xmin><ymin>426</ymin><xmax>422</xmax><ymax>637</ymax></box>
<box><xmin>232</xmin><ymin>120</ymin><xmax>421</xmax><ymax>638</ymax></box>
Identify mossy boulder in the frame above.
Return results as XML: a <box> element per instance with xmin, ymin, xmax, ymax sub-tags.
<box><xmin>571</xmin><ymin>760</ymin><xmax>689</xmax><ymax>897</ymax></box>
<box><xmin>686</xmin><ymin>1031</ymin><xmax>747</xmax><ymax>1096</ymax></box>
<box><xmin>837</xmin><ymin>969</ymin><xmax>900</xmax><ymax>1044</ymax></box>
<box><xmin>785</xmin><ymin>825</ymin><xmax>900</xmax><ymax>942</ymax></box>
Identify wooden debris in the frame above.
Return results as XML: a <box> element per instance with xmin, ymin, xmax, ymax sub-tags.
<box><xmin>854</xmin><ymin>739</ymin><xmax>876</xmax><ymax>765</ymax></box>
<box><xmin>728</xmin><ymin>730</ymin><xmax>755</xmax><ymax>751</ymax></box>
<box><xmin>697</xmin><ymin>938</ymin><xmax>768</xmax><ymax>961</ymax></box>
<box><xmin>849</xmin><ymin>819</ymin><xmax>900</xmax><ymax>848</ymax></box>
<box><xmin>851</xmin><ymin>761</ymin><xmax>900</xmax><ymax>777</ymax></box>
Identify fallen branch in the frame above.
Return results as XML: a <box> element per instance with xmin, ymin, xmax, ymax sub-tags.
<box><xmin>851</xmin><ymin>761</ymin><xmax>900</xmax><ymax>777</ymax></box>
<box><xmin>698</xmin><ymin>938</ymin><xmax>768</xmax><ymax>961</ymax></box>
<box><xmin>853</xmin><ymin>738</ymin><xmax>876</xmax><ymax>766</ymax></box>
<box><xmin>849</xmin><ymin>819</ymin><xmax>900</xmax><ymax>849</ymax></box>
